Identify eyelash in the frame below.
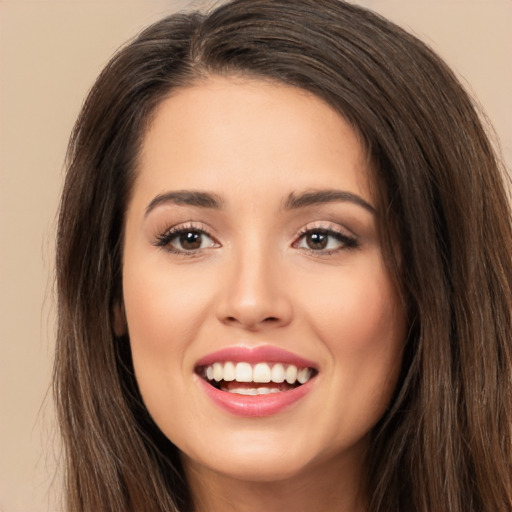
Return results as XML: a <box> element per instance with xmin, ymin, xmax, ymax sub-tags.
<box><xmin>154</xmin><ymin>223</ymin><xmax>219</xmax><ymax>256</ymax></box>
<box><xmin>293</xmin><ymin>225</ymin><xmax>359</xmax><ymax>255</ymax></box>
<box><xmin>153</xmin><ymin>223</ymin><xmax>359</xmax><ymax>256</ymax></box>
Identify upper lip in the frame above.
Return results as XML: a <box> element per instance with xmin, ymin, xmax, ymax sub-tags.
<box><xmin>195</xmin><ymin>345</ymin><xmax>318</xmax><ymax>370</ymax></box>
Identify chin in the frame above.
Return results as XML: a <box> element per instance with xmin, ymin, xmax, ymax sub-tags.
<box><xmin>183</xmin><ymin>448</ymin><xmax>318</xmax><ymax>483</ymax></box>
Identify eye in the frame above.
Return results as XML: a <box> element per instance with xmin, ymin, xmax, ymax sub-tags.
<box><xmin>155</xmin><ymin>225</ymin><xmax>219</xmax><ymax>254</ymax></box>
<box><xmin>171</xmin><ymin>230</ymin><xmax>212</xmax><ymax>251</ymax></box>
<box><xmin>294</xmin><ymin>227</ymin><xmax>358</xmax><ymax>253</ymax></box>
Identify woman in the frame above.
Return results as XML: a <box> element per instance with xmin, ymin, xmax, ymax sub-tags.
<box><xmin>54</xmin><ymin>0</ymin><xmax>512</xmax><ymax>510</ymax></box>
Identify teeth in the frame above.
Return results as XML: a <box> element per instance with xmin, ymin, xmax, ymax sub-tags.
<box><xmin>297</xmin><ymin>367</ymin><xmax>310</xmax><ymax>384</ymax></box>
<box><xmin>235</xmin><ymin>362</ymin><xmax>252</xmax><ymax>382</ymax></box>
<box><xmin>253</xmin><ymin>363</ymin><xmax>271</xmax><ymax>383</ymax></box>
<box><xmin>221</xmin><ymin>386</ymin><xmax>281</xmax><ymax>395</ymax></box>
<box><xmin>256</xmin><ymin>387</ymin><xmax>279</xmax><ymax>395</ymax></box>
<box><xmin>231</xmin><ymin>387</ymin><xmax>258</xmax><ymax>396</ymax></box>
<box><xmin>213</xmin><ymin>362</ymin><xmax>223</xmax><ymax>382</ymax></box>
<box><xmin>285</xmin><ymin>365</ymin><xmax>298</xmax><ymax>384</ymax></box>
<box><xmin>223</xmin><ymin>361</ymin><xmax>236</xmax><ymax>382</ymax></box>
<box><xmin>271</xmin><ymin>363</ymin><xmax>285</xmax><ymax>383</ymax></box>
<box><xmin>202</xmin><ymin>361</ymin><xmax>313</xmax><ymax>385</ymax></box>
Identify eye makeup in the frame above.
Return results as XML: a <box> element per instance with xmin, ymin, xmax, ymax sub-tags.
<box><xmin>294</xmin><ymin>227</ymin><xmax>359</xmax><ymax>254</ymax></box>
<box><xmin>153</xmin><ymin>222</ymin><xmax>220</xmax><ymax>256</ymax></box>
<box><xmin>151</xmin><ymin>218</ymin><xmax>360</xmax><ymax>259</ymax></box>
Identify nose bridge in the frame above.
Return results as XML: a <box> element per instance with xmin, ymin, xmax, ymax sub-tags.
<box><xmin>217</xmin><ymin>232</ymin><xmax>292</xmax><ymax>329</ymax></box>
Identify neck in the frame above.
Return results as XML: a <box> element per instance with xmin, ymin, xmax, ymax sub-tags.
<box><xmin>183</xmin><ymin>446</ymin><xmax>368</xmax><ymax>512</ymax></box>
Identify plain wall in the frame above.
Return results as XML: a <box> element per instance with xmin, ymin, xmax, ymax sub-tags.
<box><xmin>0</xmin><ymin>1</ymin><xmax>510</xmax><ymax>511</ymax></box>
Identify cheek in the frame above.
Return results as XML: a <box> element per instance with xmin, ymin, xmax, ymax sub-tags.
<box><xmin>121</xmin><ymin>261</ymin><xmax>216</xmax><ymax>429</ymax></box>
<box><xmin>299</xmin><ymin>258</ymin><xmax>405</xmax><ymax>414</ymax></box>
<box><xmin>303</xmin><ymin>262</ymin><xmax>403</xmax><ymax>352</ymax></box>
<box><xmin>123</xmin><ymin>259</ymin><xmax>212</xmax><ymax>350</ymax></box>
<box><xmin>121</xmin><ymin>257</ymin><xmax>216</xmax><ymax>403</ymax></box>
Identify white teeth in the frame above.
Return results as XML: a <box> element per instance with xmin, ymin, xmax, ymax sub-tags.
<box><xmin>235</xmin><ymin>362</ymin><xmax>253</xmax><ymax>382</ymax></box>
<box><xmin>223</xmin><ymin>361</ymin><xmax>236</xmax><ymax>382</ymax></box>
<box><xmin>253</xmin><ymin>363</ymin><xmax>271</xmax><ymax>383</ymax></box>
<box><xmin>213</xmin><ymin>362</ymin><xmax>223</xmax><ymax>382</ymax></box>
<box><xmin>229</xmin><ymin>387</ymin><xmax>258</xmax><ymax>395</ymax></box>
<box><xmin>271</xmin><ymin>363</ymin><xmax>285</xmax><ymax>383</ymax></box>
<box><xmin>297</xmin><ymin>367</ymin><xmax>310</xmax><ymax>384</ymax></box>
<box><xmin>202</xmin><ymin>361</ymin><xmax>314</xmax><ymax>385</ymax></box>
<box><xmin>223</xmin><ymin>387</ymin><xmax>281</xmax><ymax>395</ymax></box>
<box><xmin>285</xmin><ymin>365</ymin><xmax>298</xmax><ymax>384</ymax></box>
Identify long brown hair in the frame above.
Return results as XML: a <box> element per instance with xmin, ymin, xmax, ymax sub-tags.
<box><xmin>54</xmin><ymin>1</ymin><xmax>512</xmax><ymax>510</ymax></box>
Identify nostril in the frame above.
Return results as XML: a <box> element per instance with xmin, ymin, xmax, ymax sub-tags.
<box><xmin>224</xmin><ymin>315</ymin><xmax>281</xmax><ymax>329</ymax></box>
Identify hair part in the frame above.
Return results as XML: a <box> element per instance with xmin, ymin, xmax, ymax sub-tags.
<box><xmin>55</xmin><ymin>1</ymin><xmax>512</xmax><ymax>510</ymax></box>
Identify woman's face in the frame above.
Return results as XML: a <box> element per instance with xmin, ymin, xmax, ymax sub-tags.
<box><xmin>122</xmin><ymin>77</ymin><xmax>406</xmax><ymax>484</ymax></box>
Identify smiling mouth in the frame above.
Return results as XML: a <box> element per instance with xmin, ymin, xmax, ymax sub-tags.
<box><xmin>197</xmin><ymin>362</ymin><xmax>317</xmax><ymax>395</ymax></box>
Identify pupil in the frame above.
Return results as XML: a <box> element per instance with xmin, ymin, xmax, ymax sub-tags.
<box><xmin>180</xmin><ymin>231</ymin><xmax>201</xmax><ymax>250</ymax></box>
<box><xmin>307</xmin><ymin>232</ymin><xmax>327</xmax><ymax>250</ymax></box>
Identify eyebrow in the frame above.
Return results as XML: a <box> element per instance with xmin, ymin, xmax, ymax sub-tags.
<box><xmin>283</xmin><ymin>189</ymin><xmax>376</xmax><ymax>214</ymax></box>
<box><xmin>145</xmin><ymin>190</ymin><xmax>224</xmax><ymax>216</ymax></box>
<box><xmin>145</xmin><ymin>188</ymin><xmax>375</xmax><ymax>216</ymax></box>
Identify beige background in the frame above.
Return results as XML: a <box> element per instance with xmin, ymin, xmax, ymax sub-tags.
<box><xmin>1</xmin><ymin>1</ymin><xmax>510</xmax><ymax>511</ymax></box>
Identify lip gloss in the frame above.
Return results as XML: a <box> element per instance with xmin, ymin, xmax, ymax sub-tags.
<box><xmin>196</xmin><ymin>374</ymin><xmax>315</xmax><ymax>417</ymax></box>
<box><xmin>195</xmin><ymin>345</ymin><xmax>317</xmax><ymax>369</ymax></box>
<box><xmin>195</xmin><ymin>345</ymin><xmax>317</xmax><ymax>417</ymax></box>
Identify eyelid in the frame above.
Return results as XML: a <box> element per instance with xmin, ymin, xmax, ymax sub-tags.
<box><xmin>292</xmin><ymin>221</ymin><xmax>359</xmax><ymax>253</ymax></box>
<box><xmin>294</xmin><ymin>221</ymin><xmax>356</xmax><ymax>239</ymax></box>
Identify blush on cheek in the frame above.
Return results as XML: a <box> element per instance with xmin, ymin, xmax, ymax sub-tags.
<box><xmin>316</xmin><ymin>293</ymin><xmax>400</xmax><ymax>351</ymax></box>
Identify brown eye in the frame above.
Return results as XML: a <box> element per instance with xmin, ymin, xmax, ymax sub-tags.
<box><xmin>295</xmin><ymin>227</ymin><xmax>359</xmax><ymax>253</ymax></box>
<box><xmin>179</xmin><ymin>231</ymin><xmax>202</xmax><ymax>250</ymax></box>
<box><xmin>155</xmin><ymin>227</ymin><xmax>218</xmax><ymax>253</ymax></box>
<box><xmin>305</xmin><ymin>231</ymin><xmax>328</xmax><ymax>250</ymax></box>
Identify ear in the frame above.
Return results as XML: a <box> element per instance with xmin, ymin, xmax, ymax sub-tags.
<box><xmin>113</xmin><ymin>301</ymin><xmax>127</xmax><ymax>336</ymax></box>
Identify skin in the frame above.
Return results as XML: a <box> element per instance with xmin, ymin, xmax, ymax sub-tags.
<box><xmin>121</xmin><ymin>77</ymin><xmax>406</xmax><ymax>512</ymax></box>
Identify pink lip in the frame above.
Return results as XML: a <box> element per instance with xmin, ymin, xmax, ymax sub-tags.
<box><xmin>195</xmin><ymin>345</ymin><xmax>317</xmax><ymax>369</ymax></box>
<box><xmin>194</xmin><ymin>345</ymin><xmax>318</xmax><ymax>417</ymax></box>
<box><xmin>196</xmin><ymin>374</ymin><xmax>316</xmax><ymax>417</ymax></box>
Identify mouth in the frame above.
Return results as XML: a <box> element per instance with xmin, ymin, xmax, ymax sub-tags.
<box><xmin>196</xmin><ymin>361</ymin><xmax>318</xmax><ymax>395</ymax></box>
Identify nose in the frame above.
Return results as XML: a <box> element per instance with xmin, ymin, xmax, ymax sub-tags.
<box><xmin>215</xmin><ymin>245</ymin><xmax>293</xmax><ymax>331</ymax></box>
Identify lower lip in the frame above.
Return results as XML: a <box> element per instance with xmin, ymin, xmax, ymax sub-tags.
<box><xmin>197</xmin><ymin>377</ymin><xmax>315</xmax><ymax>417</ymax></box>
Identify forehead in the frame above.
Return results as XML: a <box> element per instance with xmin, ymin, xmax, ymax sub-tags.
<box><xmin>134</xmin><ymin>77</ymin><xmax>372</xmax><ymax>206</ymax></box>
